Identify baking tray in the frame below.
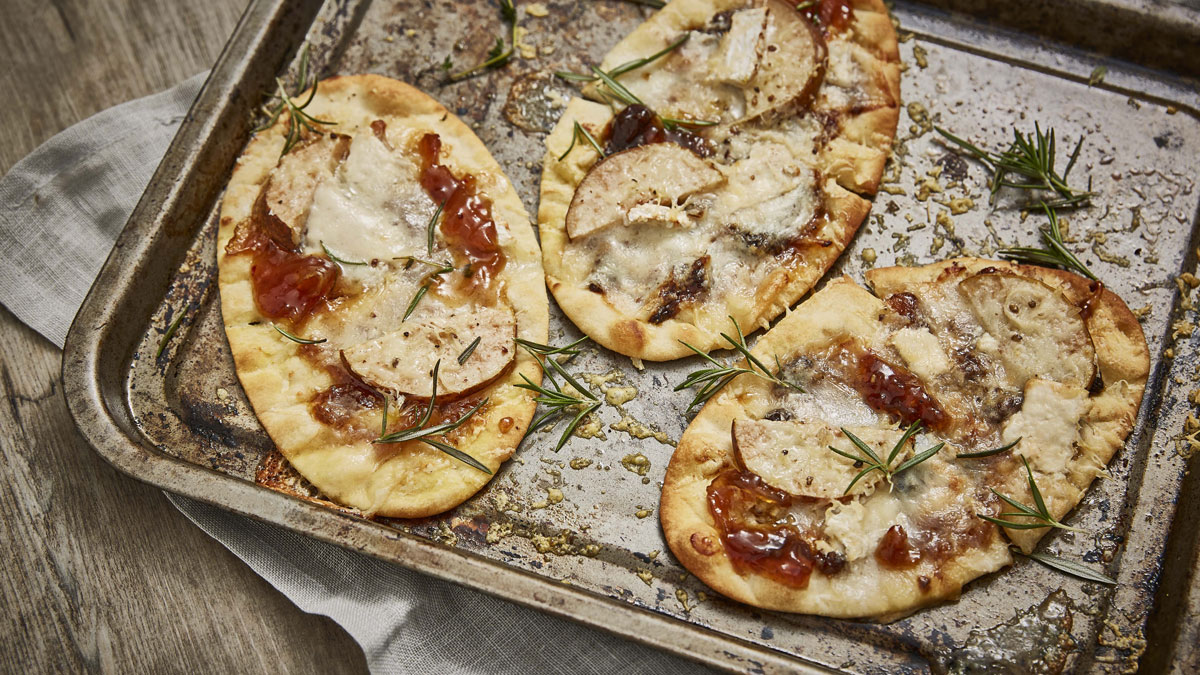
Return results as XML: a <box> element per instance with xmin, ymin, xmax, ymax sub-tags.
<box><xmin>62</xmin><ymin>0</ymin><xmax>1200</xmax><ymax>672</ymax></box>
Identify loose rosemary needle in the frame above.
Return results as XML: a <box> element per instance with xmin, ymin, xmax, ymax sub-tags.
<box><xmin>675</xmin><ymin>316</ymin><xmax>802</xmax><ymax>412</ymax></box>
<box><xmin>1024</xmin><ymin>551</ymin><xmax>1115</xmax><ymax>585</ymax></box>
<box><xmin>375</xmin><ymin>360</ymin><xmax>492</xmax><ymax>474</ymax></box>
<box><xmin>321</xmin><ymin>242</ymin><xmax>367</xmax><ymax>266</ymax></box>
<box><xmin>255</xmin><ymin>44</ymin><xmax>336</xmax><ymax>156</ymax></box>
<box><xmin>155</xmin><ymin>310</ymin><xmax>187</xmax><ymax>359</ymax></box>
<box><xmin>514</xmin><ymin>338</ymin><xmax>600</xmax><ymax>452</ymax></box>
<box><xmin>956</xmin><ymin>437</ymin><xmax>1022</xmax><ymax>459</ymax></box>
<box><xmin>447</xmin><ymin>0</ymin><xmax>517</xmax><ymax>81</ymax></box>
<box><xmin>272</xmin><ymin>323</ymin><xmax>327</xmax><ymax>345</ymax></box>
<box><xmin>555</xmin><ymin>33</ymin><xmax>689</xmax><ymax>83</ymax></box>
<box><xmin>457</xmin><ymin>337</ymin><xmax>482</xmax><ymax>365</ymax></box>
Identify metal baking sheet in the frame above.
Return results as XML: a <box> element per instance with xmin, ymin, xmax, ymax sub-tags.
<box><xmin>63</xmin><ymin>0</ymin><xmax>1200</xmax><ymax>672</ymax></box>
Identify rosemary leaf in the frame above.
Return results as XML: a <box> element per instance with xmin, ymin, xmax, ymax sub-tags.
<box><xmin>957</xmin><ymin>437</ymin><xmax>1022</xmax><ymax>459</ymax></box>
<box><xmin>457</xmin><ymin>337</ymin><xmax>482</xmax><ymax>364</ymax></box>
<box><xmin>660</xmin><ymin>116</ymin><xmax>718</xmax><ymax>130</ymax></box>
<box><xmin>156</xmin><ymin>310</ymin><xmax>187</xmax><ymax>359</ymax></box>
<box><xmin>426</xmin><ymin>199</ymin><xmax>446</xmax><ymax>256</ymax></box>
<box><xmin>259</xmin><ymin>45</ymin><xmax>337</xmax><ymax>158</ymax></box>
<box><xmin>420</xmin><ymin>438</ymin><xmax>493</xmax><ymax>474</ymax></box>
<box><xmin>559</xmin><ymin>122</ymin><xmax>606</xmax><ymax>162</ymax></box>
<box><xmin>272</xmin><ymin>323</ymin><xmax>326</xmax><ymax>344</ymax></box>
<box><xmin>404</xmin><ymin>284</ymin><xmax>430</xmax><ymax>322</ymax></box>
<box><xmin>372</xmin><ymin>362</ymin><xmax>491</xmax><ymax>474</ymax></box>
<box><xmin>1026</xmin><ymin>552</ymin><xmax>1116</xmax><ymax>585</ymax></box>
<box><xmin>590</xmin><ymin>65</ymin><xmax>643</xmax><ymax>107</ymax></box>
<box><xmin>380</xmin><ymin>393</ymin><xmax>389</xmax><ymax>437</ymax></box>
<box><xmin>516</xmin><ymin>336</ymin><xmax>588</xmax><ymax>357</ymax></box>
<box><xmin>321</xmin><ymin>242</ymin><xmax>367</xmax><ymax>266</ymax></box>
<box><xmin>395</xmin><ymin>256</ymin><xmax>455</xmax><ymax>274</ymax></box>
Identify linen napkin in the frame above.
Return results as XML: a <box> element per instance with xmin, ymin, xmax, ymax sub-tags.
<box><xmin>0</xmin><ymin>72</ymin><xmax>710</xmax><ymax>675</ymax></box>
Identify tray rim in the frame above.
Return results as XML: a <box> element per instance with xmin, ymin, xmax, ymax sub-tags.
<box><xmin>60</xmin><ymin>0</ymin><xmax>1200</xmax><ymax>672</ymax></box>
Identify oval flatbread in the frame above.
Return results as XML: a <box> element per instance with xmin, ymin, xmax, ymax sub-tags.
<box><xmin>217</xmin><ymin>74</ymin><xmax>548</xmax><ymax>517</ymax></box>
<box><xmin>660</xmin><ymin>258</ymin><xmax>1148</xmax><ymax>619</ymax></box>
<box><xmin>538</xmin><ymin>0</ymin><xmax>900</xmax><ymax>360</ymax></box>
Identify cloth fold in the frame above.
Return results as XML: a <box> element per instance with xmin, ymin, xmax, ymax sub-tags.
<box><xmin>0</xmin><ymin>73</ymin><xmax>706</xmax><ymax>674</ymax></box>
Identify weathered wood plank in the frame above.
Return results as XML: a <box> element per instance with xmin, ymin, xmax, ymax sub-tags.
<box><xmin>0</xmin><ymin>0</ymin><xmax>367</xmax><ymax>671</ymax></box>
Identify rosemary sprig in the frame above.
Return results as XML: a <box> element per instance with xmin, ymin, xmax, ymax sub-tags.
<box><xmin>255</xmin><ymin>44</ymin><xmax>336</xmax><ymax>157</ymax></box>
<box><xmin>426</xmin><ymin>200</ymin><xmax>446</xmax><ymax>256</ymax></box>
<box><xmin>558</xmin><ymin>121</ymin><xmax>606</xmax><ymax>161</ymax></box>
<box><xmin>1024</xmin><ymin>551</ymin><xmax>1116</xmax><ymax>585</ymax></box>
<box><xmin>321</xmin><ymin>242</ymin><xmax>367</xmax><ymax>266</ymax></box>
<box><xmin>272</xmin><ymin>323</ymin><xmax>327</xmax><ymax>344</ymax></box>
<box><xmin>828</xmin><ymin>422</ymin><xmax>944</xmax><ymax>495</ymax></box>
<box><xmin>156</xmin><ymin>310</ymin><xmax>187</xmax><ymax>359</ymax></box>
<box><xmin>556</xmin><ymin>34</ymin><xmax>689</xmax><ymax>84</ymax></box>
<box><xmin>956</xmin><ymin>437</ymin><xmax>1022</xmax><ymax>459</ymax></box>
<box><xmin>448</xmin><ymin>0</ymin><xmax>517</xmax><ymax>81</ymax></box>
<box><xmin>935</xmin><ymin>123</ymin><xmax>1094</xmax><ymax>208</ymax></box>
<box><xmin>675</xmin><ymin>316</ymin><xmax>802</xmax><ymax>412</ymax></box>
<box><xmin>514</xmin><ymin>340</ymin><xmax>600</xmax><ymax>452</ymax></box>
<box><xmin>457</xmin><ymin>337</ymin><xmax>482</xmax><ymax>364</ymax></box>
<box><xmin>375</xmin><ymin>360</ymin><xmax>491</xmax><ymax>474</ymax></box>
<box><xmin>979</xmin><ymin>455</ymin><xmax>1085</xmax><ymax>532</ymax></box>
<box><xmin>999</xmin><ymin>203</ymin><xmax>1099</xmax><ymax>281</ymax></box>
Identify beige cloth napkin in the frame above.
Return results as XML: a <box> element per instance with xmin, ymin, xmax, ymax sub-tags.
<box><xmin>0</xmin><ymin>72</ymin><xmax>710</xmax><ymax>675</ymax></box>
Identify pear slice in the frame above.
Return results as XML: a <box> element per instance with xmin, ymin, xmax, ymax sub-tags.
<box><xmin>732</xmin><ymin>419</ymin><xmax>908</xmax><ymax>499</ymax></box>
<box><xmin>958</xmin><ymin>272</ymin><xmax>1097</xmax><ymax>389</ymax></box>
<box><xmin>342</xmin><ymin>303</ymin><xmax>516</xmax><ymax>398</ymax></box>
<box><xmin>565</xmin><ymin>143</ymin><xmax>725</xmax><ymax>240</ymax></box>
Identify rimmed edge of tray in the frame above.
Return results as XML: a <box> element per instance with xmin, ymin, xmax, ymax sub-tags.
<box><xmin>60</xmin><ymin>0</ymin><xmax>1200</xmax><ymax>672</ymax></box>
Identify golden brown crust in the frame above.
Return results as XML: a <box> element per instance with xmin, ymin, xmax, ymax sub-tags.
<box><xmin>661</xmin><ymin>258</ymin><xmax>1149</xmax><ymax>618</ymax></box>
<box><xmin>218</xmin><ymin>74</ymin><xmax>548</xmax><ymax>518</ymax></box>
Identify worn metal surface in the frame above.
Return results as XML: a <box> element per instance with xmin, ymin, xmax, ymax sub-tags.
<box><xmin>63</xmin><ymin>0</ymin><xmax>1200</xmax><ymax>672</ymax></box>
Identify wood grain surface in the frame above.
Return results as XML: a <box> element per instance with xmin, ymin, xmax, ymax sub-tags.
<box><xmin>0</xmin><ymin>0</ymin><xmax>367</xmax><ymax>671</ymax></box>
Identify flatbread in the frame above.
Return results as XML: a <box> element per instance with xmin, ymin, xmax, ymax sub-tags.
<box><xmin>538</xmin><ymin>0</ymin><xmax>899</xmax><ymax>360</ymax></box>
<box><xmin>217</xmin><ymin>74</ymin><xmax>548</xmax><ymax>518</ymax></box>
<box><xmin>660</xmin><ymin>258</ymin><xmax>1148</xmax><ymax>619</ymax></box>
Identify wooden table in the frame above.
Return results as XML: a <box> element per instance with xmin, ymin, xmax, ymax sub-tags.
<box><xmin>0</xmin><ymin>1</ymin><xmax>366</xmax><ymax>671</ymax></box>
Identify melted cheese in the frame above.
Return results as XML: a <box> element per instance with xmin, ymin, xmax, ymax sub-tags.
<box><xmin>1002</xmin><ymin>379</ymin><xmax>1091</xmax><ymax>473</ymax></box>
<box><xmin>889</xmin><ymin>327</ymin><xmax>952</xmax><ymax>382</ymax></box>
<box><xmin>824</xmin><ymin>496</ymin><xmax>906</xmax><ymax>562</ymax></box>
<box><xmin>303</xmin><ymin>131</ymin><xmax>435</xmax><ymax>268</ymax></box>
